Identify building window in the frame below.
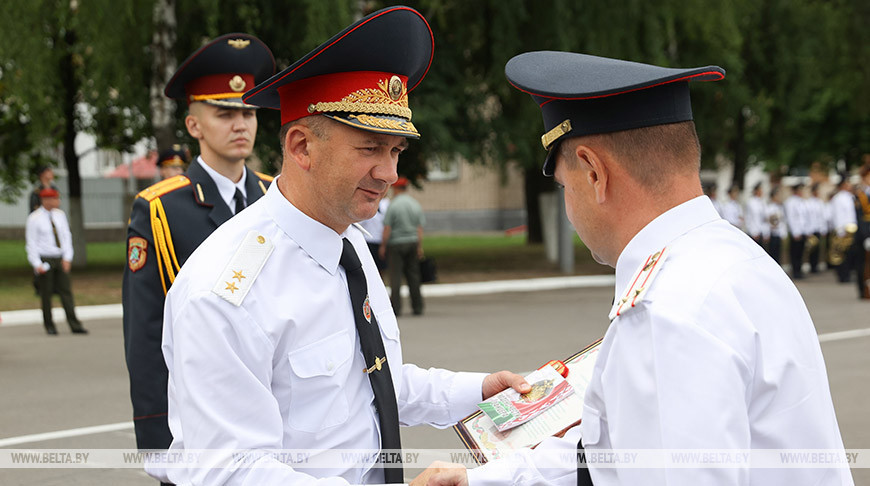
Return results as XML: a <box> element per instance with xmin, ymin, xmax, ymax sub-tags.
<box><xmin>427</xmin><ymin>153</ymin><xmax>460</xmax><ymax>181</ymax></box>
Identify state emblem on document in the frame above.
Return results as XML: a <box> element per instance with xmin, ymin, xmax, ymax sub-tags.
<box><xmin>363</xmin><ymin>295</ymin><xmax>372</xmax><ymax>323</ymax></box>
<box><xmin>127</xmin><ymin>237</ymin><xmax>148</xmax><ymax>272</ymax></box>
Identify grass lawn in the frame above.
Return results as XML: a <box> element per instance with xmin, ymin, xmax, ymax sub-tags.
<box><xmin>0</xmin><ymin>234</ymin><xmax>610</xmax><ymax>311</ymax></box>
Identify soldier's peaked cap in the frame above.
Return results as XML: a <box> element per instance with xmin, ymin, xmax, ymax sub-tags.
<box><xmin>165</xmin><ymin>33</ymin><xmax>276</xmax><ymax>108</ymax></box>
<box><xmin>243</xmin><ymin>6</ymin><xmax>433</xmax><ymax>139</ymax></box>
<box><xmin>505</xmin><ymin>51</ymin><xmax>725</xmax><ymax>176</ymax></box>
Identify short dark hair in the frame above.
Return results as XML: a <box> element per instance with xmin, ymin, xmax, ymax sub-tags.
<box><xmin>562</xmin><ymin>121</ymin><xmax>701</xmax><ymax>191</ymax></box>
<box><xmin>280</xmin><ymin>115</ymin><xmax>330</xmax><ymax>156</ymax></box>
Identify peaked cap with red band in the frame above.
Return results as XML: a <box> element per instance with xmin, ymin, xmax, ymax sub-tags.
<box><xmin>505</xmin><ymin>51</ymin><xmax>725</xmax><ymax>176</ymax></box>
<box><xmin>165</xmin><ymin>33</ymin><xmax>275</xmax><ymax>108</ymax></box>
<box><xmin>243</xmin><ymin>6</ymin><xmax>433</xmax><ymax>139</ymax></box>
<box><xmin>157</xmin><ymin>145</ymin><xmax>189</xmax><ymax>168</ymax></box>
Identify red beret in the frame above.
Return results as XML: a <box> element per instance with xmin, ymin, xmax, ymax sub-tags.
<box><xmin>39</xmin><ymin>188</ymin><xmax>59</xmax><ymax>198</ymax></box>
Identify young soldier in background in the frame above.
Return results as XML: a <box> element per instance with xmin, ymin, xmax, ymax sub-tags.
<box><xmin>122</xmin><ymin>34</ymin><xmax>276</xmax><ymax>484</ymax></box>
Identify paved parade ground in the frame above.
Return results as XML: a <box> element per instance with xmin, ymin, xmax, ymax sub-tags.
<box><xmin>0</xmin><ymin>272</ymin><xmax>867</xmax><ymax>485</ymax></box>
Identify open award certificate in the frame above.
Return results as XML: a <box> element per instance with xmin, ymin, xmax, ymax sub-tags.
<box><xmin>453</xmin><ymin>339</ymin><xmax>602</xmax><ymax>464</ymax></box>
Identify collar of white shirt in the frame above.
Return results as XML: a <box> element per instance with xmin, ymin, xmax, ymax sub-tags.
<box><xmin>614</xmin><ymin>195</ymin><xmax>721</xmax><ymax>301</ymax></box>
<box><xmin>195</xmin><ymin>156</ymin><xmax>247</xmax><ymax>210</ymax></box>
<box><xmin>263</xmin><ymin>176</ymin><xmax>352</xmax><ymax>276</ymax></box>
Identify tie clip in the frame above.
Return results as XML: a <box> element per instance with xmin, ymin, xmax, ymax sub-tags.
<box><xmin>364</xmin><ymin>356</ymin><xmax>387</xmax><ymax>374</ymax></box>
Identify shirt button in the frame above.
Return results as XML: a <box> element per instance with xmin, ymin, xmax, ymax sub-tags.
<box><xmin>326</xmin><ymin>360</ymin><xmax>335</xmax><ymax>371</ymax></box>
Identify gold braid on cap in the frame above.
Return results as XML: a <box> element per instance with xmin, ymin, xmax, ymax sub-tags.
<box><xmin>308</xmin><ymin>78</ymin><xmax>413</xmax><ymax>120</ymax></box>
<box><xmin>349</xmin><ymin>114</ymin><xmax>417</xmax><ymax>133</ymax></box>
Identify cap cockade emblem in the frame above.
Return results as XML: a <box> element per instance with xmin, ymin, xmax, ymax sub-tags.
<box><xmin>227</xmin><ymin>38</ymin><xmax>250</xmax><ymax>50</ymax></box>
<box><xmin>388</xmin><ymin>75</ymin><xmax>403</xmax><ymax>101</ymax></box>
<box><xmin>229</xmin><ymin>75</ymin><xmax>246</xmax><ymax>92</ymax></box>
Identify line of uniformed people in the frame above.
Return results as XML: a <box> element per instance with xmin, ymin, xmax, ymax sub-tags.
<box><xmin>707</xmin><ymin>173</ymin><xmax>870</xmax><ymax>299</ymax></box>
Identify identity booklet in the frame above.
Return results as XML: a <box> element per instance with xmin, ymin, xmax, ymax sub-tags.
<box><xmin>453</xmin><ymin>339</ymin><xmax>602</xmax><ymax>464</ymax></box>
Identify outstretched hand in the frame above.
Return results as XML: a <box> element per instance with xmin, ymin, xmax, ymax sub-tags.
<box><xmin>410</xmin><ymin>461</ymin><xmax>467</xmax><ymax>486</ymax></box>
<box><xmin>482</xmin><ymin>370</ymin><xmax>531</xmax><ymax>400</ymax></box>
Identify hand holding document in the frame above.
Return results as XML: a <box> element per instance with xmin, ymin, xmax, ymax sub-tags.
<box><xmin>453</xmin><ymin>339</ymin><xmax>602</xmax><ymax>463</ymax></box>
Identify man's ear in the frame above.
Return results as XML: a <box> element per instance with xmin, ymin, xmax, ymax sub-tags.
<box><xmin>185</xmin><ymin>114</ymin><xmax>202</xmax><ymax>140</ymax></box>
<box><xmin>575</xmin><ymin>143</ymin><xmax>609</xmax><ymax>205</ymax></box>
<box><xmin>284</xmin><ymin>125</ymin><xmax>312</xmax><ymax>171</ymax></box>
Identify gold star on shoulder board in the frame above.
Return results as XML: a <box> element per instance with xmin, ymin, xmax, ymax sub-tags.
<box><xmin>225</xmin><ymin>281</ymin><xmax>239</xmax><ymax>294</ymax></box>
<box><xmin>232</xmin><ymin>270</ymin><xmax>246</xmax><ymax>282</ymax></box>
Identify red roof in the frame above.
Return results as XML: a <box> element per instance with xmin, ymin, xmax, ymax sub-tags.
<box><xmin>105</xmin><ymin>151</ymin><xmax>158</xmax><ymax>179</ymax></box>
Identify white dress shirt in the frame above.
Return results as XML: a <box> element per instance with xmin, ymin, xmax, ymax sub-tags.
<box><xmin>806</xmin><ymin>196</ymin><xmax>827</xmax><ymax>235</ymax></box>
<box><xmin>163</xmin><ymin>179</ymin><xmax>485</xmax><ymax>485</ymax></box>
<box><xmin>784</xmin><ymin>195</ymin><xmax>808</xmax><ymax>237</ymax></box>
<box><xmin>720</xmin><ymin>198</ymin><xmax>743</xmax><ymax>229</ymax></box>
<box><xmin>25</xmin><ymin>207</ymin><xmax>73</xmax><ymax>269</ymax></box>
<box><xmin>743</xmin><ymin>196</ymin><xmax>769</xmax><ymax>239</ymax></box>
<box><xmin>196</xmin><ymin>156</ymin><xmax>248</xmax><ymax>214</ymax></box>
<box><xmin>358</xmin><ymin>198</ymin><xmax>390</xmax><ymax>244</ymax></box>
<box><xmin>766</xmin><ymin>202</ymin><xmax>788</xmax><ymax>238</ymax></box>
<box><xmin>467</xmin><ymin>196</ymin><xmax>852</xmax><ymax>486</ymax></box>
<box><xmin>831</xmin><ymin>190</ymin><xmax>858</xmax><ymax>237</ymax></box>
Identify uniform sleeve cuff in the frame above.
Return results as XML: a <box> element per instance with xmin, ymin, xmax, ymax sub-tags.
<box><xmin>447</xmin><ymin>372</ymin><xmax>487</xmax><ymax>423</ymax></box>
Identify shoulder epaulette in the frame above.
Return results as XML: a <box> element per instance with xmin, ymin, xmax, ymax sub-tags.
<box><xmin>137</xmin><ymin>175</ymin><xmax>191</xmax><ymax>202</ymax></box>
<box><xmin>212</xmin><ymin>230</ymin><xmax>275</xmax><ymax>306</ymax></box>
<box><xmin>609</xmin><ymin>246</ymin><xmax>669</xmax><ymax>320</ymax></box>
<box><xmin>254</xmin><ymin>171</ymin><xmax>274</xmax><ymax>183</ymax></box>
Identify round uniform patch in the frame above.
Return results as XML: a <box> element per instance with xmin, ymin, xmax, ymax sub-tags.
<box><xmin>128</xmin><ymin>237</ymin><xmax>148</xmax><ymax>272</ymax></box>
<box><xmin>363</xmin><ymin>295</ymin><xmax>372</xmax><ymax>323</ymax></box>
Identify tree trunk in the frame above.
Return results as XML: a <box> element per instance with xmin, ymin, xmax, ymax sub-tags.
<box><xmin>150</xmin><ymin>0</ymin><xmax>178</xmax><ymax>153</ymax></box>
<box><xmin>60</xmin><ymin>26</ymin><xmax>87</xmax><ymax>268</ymax></box>
<box><xmin>523</xmin><ymin>166</ymin><xmax>554</xmax><ymax>244</ymax></box>
<box><xmin>732</xmin><ymin>107</ymin><xmax>747</xmax><ymax>190</ymax></box>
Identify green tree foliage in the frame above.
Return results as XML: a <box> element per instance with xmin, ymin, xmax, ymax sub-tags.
<box><xmin>2</xmin><ymin>0</ymin><xmax>868</xmax><ymax>241</ymax></box>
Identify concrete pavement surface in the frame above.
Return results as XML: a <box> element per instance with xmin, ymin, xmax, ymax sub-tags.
<box><xmin>0</xmin><ymin>271</ymin><xmax>866</xmax><ymax>485</ymax></box>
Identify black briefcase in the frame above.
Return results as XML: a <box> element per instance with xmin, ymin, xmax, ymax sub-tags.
<box><xmin>419</xmin><ymin>257</ymin><xmax>437</xmax><ymax>283</ymax></box>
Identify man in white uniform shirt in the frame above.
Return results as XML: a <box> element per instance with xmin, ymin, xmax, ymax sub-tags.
<box><xmin>413</xmin><ymin>52</ymin><xmax>852</xmax><ymax>486</ymax></box>
<box><xmin>784</xmin><ymin>183</ymin><xmax>809</xmax><ymax>279</ymax></box>
<box><xmin>25</xmin><ymin>188</ymin><xmax>87</xmax><ymax>335</ymax></box>
<box><xmin>720</xmin><ymin>185</ymin><xmax>744</xmax><ymax>229</ymax></box>
<box><xmin>161</xmin><ymin>8</ymin><xmax>528</xmax><ymax>485</ymax></box>
<box><xmin>765</xmin><ymin>188</ymin><xmax>788</xmax><ymax>264</ymax></box>
<box><xmin>830</xmin><ymin>177</ymin><xmax>858</xmax><ymax>283</ymax></box>
<box><xmin>744</xmin><ymin>183</ymin><xmax>769</xmax><ymax>249</ymax></box>
<box><xmin>806</xmin><ymin>183</ymin><xmax>827</xmax><ymax>273</ymax></box>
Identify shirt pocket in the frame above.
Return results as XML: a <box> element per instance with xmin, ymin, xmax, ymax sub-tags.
<box><xmin>373</xmin><ymin>303</ymin><xmax>400</xmax><ymax>344</ymax></box>
<box><xmin>287</xmin><ymin>330</ymin><xmax>352</xmax><ymax>433</ymax></box>
<box><xmin>580</xmin><ymin>405</ymin><xmax>602</xmax><ymax>447</ymax></box>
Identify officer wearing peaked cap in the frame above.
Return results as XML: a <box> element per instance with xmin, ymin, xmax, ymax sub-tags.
<box><xmin>414</xmin><ymin>52</ymin><xmax>853</xmax><ymax>486</ymax></box>
<box><xmin>122</xmin><ymin>33</ymin><xmax>276</xmax><ymax>485</ymax></box>
<box><xmin>156</xmin><ymin>145</ymin><xmax>189</xmax><ymax>180</ymax></box>
<box><xmin>160</xmin><ymin>7</ymin><xmax>529</xmax><ymax>485</ymax></box>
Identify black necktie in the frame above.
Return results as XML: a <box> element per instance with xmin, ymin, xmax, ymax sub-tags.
<box><xmin>48</xmin><ymin>212</ymin><xmax>61</xmax><ymax>248</ymax></box>
<box><xmin>339</xmin><ymin>238</ymin><xmax>403</xmax><ymax>483</ymax></box>
<box><xmin>577</xmin><ymin>438</ymin><xmax>593</xmax><ymax>485</ymax></box>
<box><xmin>233</xmin><ymin>188</ymin><xmax>246</xmax><ymax>214</ymax></box>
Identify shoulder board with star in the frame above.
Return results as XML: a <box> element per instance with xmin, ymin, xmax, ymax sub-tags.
<box><xmin>212</xmin><ymin>230</ymin><xmax>275</xmax><ymax>306</ymax></box>
<box><xmin>609</xmin><ymin>246</ymin><xmax>669</xmax><ymax>320</ymax></box>
<box><xmin>136</xmin><ymin>175</ymin><xmax>191</xmax><ymax>202</ymax></box>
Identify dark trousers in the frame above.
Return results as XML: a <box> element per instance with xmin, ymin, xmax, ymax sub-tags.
<box><xmin>367</xmin><ymin>242</ymin><xmax>387</xmax><ymax>270</ymax></box>
<box><xmin>808</xmin><ymin>231</ymin><xmax>822</xmax><ymax>273</ymax></box>
<box><xmin>789</xmin><ymin>236</ymin><xmax>806</xmax><ymax>279</ymax></box>
<box><xmin>387</xmin><ymin>242</ymin><xmax>423</xmax><ymax>316</ymax></box>
<box><xmin>853</xmin><ymin>240</ymin><xmax>869</xmax><ymax>299</ymax></box>
<box><xmin>766</xmin><ymin>236</ymin><xmax>782</xmax><ymax>264</ymax></box>
<box><xmin>37</xmin><ymin>257</ymin><xmax>82</xmax><ymax>332</ymax></box>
